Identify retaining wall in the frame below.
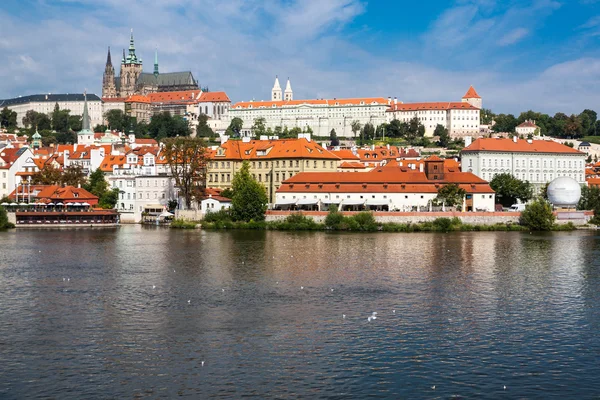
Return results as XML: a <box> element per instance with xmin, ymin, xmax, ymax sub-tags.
<box><xmin>175</xmin><ymin>209</ymin><xmax>203</xmax><ymax>222</ymax></box>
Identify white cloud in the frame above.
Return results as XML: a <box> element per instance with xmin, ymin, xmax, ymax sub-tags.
<box><xmin>497</xmin><ymin>28</ymin><xmax>529</xmax><ymax>46</ymax></box>
<box><xmin>0</xmin><ymin>0</ymin><xmax>598</xmax><ymax>117</ymax></box>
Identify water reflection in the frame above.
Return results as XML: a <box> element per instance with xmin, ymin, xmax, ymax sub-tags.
<box><xmin>0</xmin><ymin>227</ymin><xmax>599</xmax><ymax>398</ymax></box>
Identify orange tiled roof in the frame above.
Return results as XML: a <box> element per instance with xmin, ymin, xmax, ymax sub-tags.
<box><xmin>463</xmin><ymin>138</ymin><xmax>583</xmax><ymax>154</ymax></box>
<box><xmin>339</xmin><ymin>162</ymin><xmax>366</xmax><ymax>169</ymax></box>
<box><xmin>330</xmin><ymin>149</ymin><xmax>360</xmax><ymax>160</ymax></box>
<box><xmin>199</xmin><ymin>91</ymin><xmax>230</xmax><ymax>102</ymax></box>
<box><xmin>588</xmin><ymin>177</ymin><xmax>600</xmax><ymax>187</ymax></box>
<box><xmin>102</xmin><ymin>97</ymin><xmax>126</xmax><ymax>103</ymax></box>
<box><xmin>388</xmin><ymin>102</ymin><xmax>478</xmax><ymax>112</ymax></box>
<box><xmin>134</xmin><ymin>138</ymin><xmax>158</xmax><ymax>145</ymax></box>
<box><xmin>148</xmin><ymin>90</ymin><xmax>200</xmax><ymax>104</ymax></box>
<box><xmin>463</xmin><ymin>86</ymin><xmax>481</xmax><ymax>99</ymax></box>
<box><xmin>212</xmin><ymin>138</ymin><xmax>340</xmax><ymax>161</ymax></box>
<box><xmin>232</xmin><ymin>97</ymin><xmax>388</xmax><ymax>109</ymax></box>
<box><xmin>100</xmin><ymin>155</ymin><xmax>127</xmax><ymax>172</ymax></box>
<box><xmin>125</xmin><ymin>95</ymin><xmax>150</xmax><ymax>103</ymax></box>
<box><xmin>278</xmin><ymin>167</ymin><xmax>493</xmax><ymax>194</ymax></box>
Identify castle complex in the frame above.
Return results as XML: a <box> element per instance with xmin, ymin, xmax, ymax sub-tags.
<box><xmin>102</xmin><ymin>30</ymin><xmax>198</xmax><ymax>99</ymax></box>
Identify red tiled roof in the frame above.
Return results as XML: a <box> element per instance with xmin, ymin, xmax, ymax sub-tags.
<box><xmin>125</xmin><ymin>95</ymin><xmax>150</xmax><ymax>104</ymax></box>
<box><xmin>330</xmin><ymin>149</ymin><xmax>360</xmax><ymax>160</ymax></box>
<box><xmin>388</xmin><ymin>102</ymin><xmax>478</xmax><ymax>112</ymax></box>
<box><xmin>463</xmin><ymin>86</ymin><xmax>481</xmax><ymax>99</ymax></box>
<box><xmin>516</xmin><ymin>120</ymin><xmax>538</xmax><ymax>128</ymax></box>
<box><xmin>339</xmin><ymin>162</ymin><xmax>366</xmax><ymax>169</ymax></box>
<box><xmin>100</xmin><ymin>155</ymin><xmax>127</xmax><ymax>172</ymax></box>
<box><xmin>232</xmin><ymin>97</ymin><xmax>388</xmax><ymax>109</ymax></box>
<box><xmin>8</xmin><ymin>185</ymin><xmax>99</xmax><ymax>205</ymax></box>
<box><xmin>588</xmin><ymin>178</ymin><xmax>600</xmax><ymax>187</ymax></box>
<box><xmin>134</xmin><ymin>138</ymin><xmax>158</xmax><ymax>145</ymax></box>
<box><xmin>102</xmin><ymin>97</ymin><xmax>126</xmax><ymax>103</ymax></box>
<box><xmin>148</xmin><ymin>90</ymin><xmax>200</xmax><ymax>104</ymax></box>
<box><xmin>199</xmin><ymin>91</ymin><xmax>230</xmax><ymax>103</ymax></box>
<box><xmin>212</xmin><ymin>138</ymin><xmax>340</xmax><ymax>161</ymax></box>
<box><xmin>462</xmin><ymin>138</ymin><xmax>583</xmax><ymax>154</ymax></box>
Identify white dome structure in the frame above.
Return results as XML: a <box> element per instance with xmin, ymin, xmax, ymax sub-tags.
<box><xmin>547</xmin><ymin>176</ymin><xmax>581</xmax><ymax>207</ymax></box>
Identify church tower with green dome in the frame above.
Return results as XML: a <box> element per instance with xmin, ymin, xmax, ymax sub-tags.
<box><xmin>119</xmin><ymin>29</ymin><xmax>143</xmax><ymax>98</ymax></box>
<box><xmin>77</xmin><ymin>93</ymin><xmax>94</xmax><ymax>145</ymax></box>
<box><xmin>31</xmin><ymin>128</ymin><xmax>42</xmax><ymax>149</ymax></box>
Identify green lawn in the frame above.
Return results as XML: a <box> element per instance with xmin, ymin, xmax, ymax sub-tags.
<box><xmin>581</xmin><ymin>136</ymin><xmax>600</xmax><ymax>145</ymax></box>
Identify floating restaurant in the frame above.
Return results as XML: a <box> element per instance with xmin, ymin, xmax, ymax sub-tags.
<box><xmin>4</xmin><ymin>184</ymin><xmax>118</xmax><ymax>226</ymax></box>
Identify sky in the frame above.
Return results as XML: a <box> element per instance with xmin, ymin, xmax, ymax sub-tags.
<box><xmin>0</xmin><ymin>0</ymin><xmax>599</xmax><ymax>115</ymax></box>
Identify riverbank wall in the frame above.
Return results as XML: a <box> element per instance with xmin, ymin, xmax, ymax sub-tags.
<box><xmin>265</xmin><ymin>211</ymin><xmax>593</xmax><ymax>225</ymax></box>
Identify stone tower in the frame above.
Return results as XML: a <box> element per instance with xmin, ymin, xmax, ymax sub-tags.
<box><xmin>119</xmin><ymin>29</ymin><xmax>143</xmax><ymax>98</ymax></box>
<box><xmin>102</xmin><ymin>47</ymin><xmax>117</xmax><ymax>98</ymax></box>
<box><xmin>271</xmin><ymin>76</ymin><xmax>282</xmax><ymax>101</ymax></box>
<box><xmin>462</xmin><ymin>85</ymin><xmax>482</xmax><ymax>109</ymax></box>
<box><xmin>284</xmin><ymin>77</ymin><xmax>293</xmax><ymax>101</ymax></box>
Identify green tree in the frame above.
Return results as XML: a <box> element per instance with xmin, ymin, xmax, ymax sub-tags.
<box><xmin>350</xmin><ymin>120</ymin><xmax>362</xmax><ymax>139</ymax></box>
<box><xmin>230</xmin><ymin>160</ymin><xmax>268</xmax><ymax>222</ymax></box>
<box><xmin>435</xmin><ymin>183</ymin><xmax>466</xmax><ymax>208</ymax></box>
<box><xmin>520</xmin><ymin>198</ymin><xmax>555</xmax><ymax>231</ymax></box>
<box><xmin>226</xmin><ymin>117</ymin><xmax>243</xmax><ymax>137</ymax></box>
<box><xmin>84</xmin><ymin>168</ymin><xmax>109</xmax><ymax>197</ymax></box>
<box><xmin>99</xmin><ymin>188</ymin><xmax>119</xmax><ymax>209</ymax></box>
<box><xmin>61</xmin><ymin>164</ymin><xmax>87</xmax><ymax>187</ymax></box>
<box><xmin>0</xmin><ymin>205</ymin><xmax>14</xmax><ymax>230</ymax></box>
<box><xmin>578</xmin><ymin>185</ymin><xmax>600</xmax><ymax>223</ymax></box>
<box><xmin>252</xmin><ymin>117</ymin><xmax>267</xmax><ymax>139</ymax></box>
<box><xmin>362</xmin><ymin>123</ymin><xmax>375</xmax><ymax>142</ymax></box>
<box><xmin>480</xmin><ymin>108</ymin><xmax>495</xmax><ymax>125</ymax></box>
<box><xmin>490</xmin><ymin>173</ymin><xmax>533</xmax><ymax>207</ymax></box>
<box><xmin>94</xmin><ymin>124</ymin><xmax>108</xmax><ymax>132</ymax></box>
<box><xmin>0</xmin><ymin>107</ymin><xmax>18</xmax><ymax>130</ymax></box>
<box><xmin>289</xmin><ymin>127</ymin><xmax>302</xmax><ymax>137</ymax></box>
<box><xmin>68</xmin><ymin>115</ymin><xmax>82</xmax><ymax>132</ymax></box>
<box><xmin>549</xmin><ymin>113</ymin><xmax>568</xmax><ymax>137</ymax></box>
<box><xmin>31</xmin><ymin>164</ymin><xmax>62</xmax><ymax>185</ymax></box>
<box><xmin>434</xmin><ymin>124</ymin><xmax>450</xmax><ymax>147</ymax></box>
<box><xmin>147</xmin><ymin>112</ymin><xmax>191</xmax><ymax>139</ymax></box>
<box><xmin>163</xmin><ymin>137</ymin><xmax>208</xmax><ymax>209</ymax></box>
<box><xmin>22</xmin><ymin>110</ymin><xmax>51</xmax><ymax>130</ymax></box>
<box><xmin>406</xmin><ymin>116</ymin><xmax>424</xmax><ymax>144</ymax></box>
<box><xmin>104</xmin><ymin>109</ymin><xmax>128</xmax><ymax>132</ymax></box>
<box><xmin>492</xmin><ymin>113</ymin><xmax>518</xmax><ymax>133</ymax></box>
<box><xmin>273</xmin><ymin>126</ymin><xmax>283</xmax><ymax>137</ymax></box>
<box><xmin>51</xmin><ymin>104</ymin><xmax>71</xmax><ymax>133</ymax></box>
<box><xmin>330</xmin><ymin>129</ymin><xmax>340</xmax><ymax>146</ymax></box>
<box><xmin>564</xmin><ymin>114</ymin><xmax>583</xmax><ymax>138</ymax></box>
<box><xmin>196</xmin><ymin>114</ymin><xmax>214</xmax><ymax>138</ymax></box>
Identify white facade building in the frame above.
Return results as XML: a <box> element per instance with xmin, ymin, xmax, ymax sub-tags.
<box><xmin>461</xmin><ymin>137</ymin><xmax>587</xmax><ymax>189</ymax></box>
<box><xmin>227</xmin><ymin>77</ymin><xmax>390</xmax><ymax>137</ymax></box>
<box><xmin>386</xmin><ymin>86</ymin><xmax>482</xmax><ymax>138</ymax></box>
<box><xmin>515</xmin><ymin>120</ymin><xmax>539</xmax><ymax>137</ymax></box>
<box><xmin>0</xmin><ymin>93</ymin><xmax>103</xmax><ymax>129</ymax></box>
<box><xmin>0</xmin><ymin>147</ymin><xmax>37</xmax><ymax>198</ymax></box>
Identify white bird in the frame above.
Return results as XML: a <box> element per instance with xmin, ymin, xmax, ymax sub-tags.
<box><xmin>67</xmin><ymin>278</ymin><xmax>70</xmax><ymax>282</ymax></box>
<box><xmin>187</xmin><ymin>299</ymin><xmax>191</xmax><ymax>304</ymax></box>
<box><xmin>431</xmin><ymin>385</ymin><xmax>436</xmax><ymax>390</ymax></box>
<box><xmin>201</xmin><ymin>361</ymin><xmax>205</xmax><ymax>367</ymax></box>
<box><xmin>504</xmin><ymin>385</ymin><xmax>507</xmax><ymax>390</ymax></box>
<box><xmin>300</xmin><ymin>286</ymin><xmax>304</xmax><ymax>290</ymax></box>
<box><xmin>367</xmin><ymin>316</ymin><xmax>372</xmax><ymax>322</ymax></box>
<box><xmin>331</xmin><ymin>288</ymin><xmax>334</xmax><ymax>292</ymax></box>
<box><xmin>242</xmin><ymin>261</ymin><xmax>244</xmax><ymax>264</ymax></box>
<box><xmin>392</xmin><ymin>310</ymin><xmax>396</xmax><ymax>314</ymax></box>
<box><xmin>222</xmin><ymin>288</ymin><xmax>225</xmax><ymax>292</ymax></box>
<box><xmin>152</xmin><ymin>285</ymin><xmax>156</xmax><ymax>289</ymax></box>
<box><xmin>173</xmin><ymin>269</ymin><xmax>176</xmax><ymax>272</ymax></box>
<box><xmin>343</xmin><ymin>314</ymin><xmax>346</xmax><ymax>318</ymax></box>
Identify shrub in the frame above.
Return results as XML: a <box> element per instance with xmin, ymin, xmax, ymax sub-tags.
<box><xmin>170</xmin><ymin>218</ymin><xmax>198</xmax><ymax>229</ymax></box>
<box><xmin>520</xmin><ymin>198</ymin><xmax>555</xmax><ymax>231</ymax></box>
<box><xmin>324</xmin><ymin>205</ymin><xmax>345</xmax><ymax>228</ymax></box>
<box><xmin>352</xmin><ymin>211</ymin><xmax>378</xmax><ymax>231</ymax></box>
<box><xmin>203</xmin><ymin>209</ymin><xmax>232</xmax><ymax>223</ymax></box>
<box><xmin>432</xmin><ymin>217</ymin><xmax>454</xmax><ymax>232</ymax></box>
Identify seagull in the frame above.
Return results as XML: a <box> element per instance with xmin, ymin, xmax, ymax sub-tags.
<box><xmin>504</xmin><ymin>385</ymin><xmax>507</xmax><ymax>390</ymax></box>
<box><xmin>201</xmin><ymin>361</ymin><xmax>204</xmax><ymax>367</ymax></box>
<box><xmin>222</xmin><ymin>288</ymin><xmax>225</xmax><ymax>292</ymax></box>
<box><xmin>187</xmin><ymin>299</ymin><xmax>191</xmax><ymax>304</ymax></box>
<box><xmin>343</xmin><ymin>314</ymin><xmax>346</xmax><ymax>319</ymax></box>
<box><xmin>173</xmin><ymin>269</ymin><xmax>176</xmax><ymax>272</ymax></box>
<box><xmin>331</xmin><ymin>288</ymin><xmax>334</xmax><ymax>292</ymax></box>
<box><xmin>300</xmin><ymin>286</ymin><xmax>304</xmax><ymax>290</ymax></box>
<box><xmin>67</xmin><ymin>278</ymin><xmax>70</xmax><ymax>282</ymax></box>
<box><xmin>392</xmin><ymin>309</ymin><xmax>396</xmax><ymax>314</ymax></box>
<box><xmin>152</xmin><ymin>285</ymin><xmax>156</xmax><ymax>289</ymax></box>
<box><xmin>431</xmin><ymin>385</ymin><xmax>436</xmax><ymax>390</ymax></box>
<box><xmin>368</xmin><ymin>316</ymin><xmax>373</xmax><ymax>322</ymax></box>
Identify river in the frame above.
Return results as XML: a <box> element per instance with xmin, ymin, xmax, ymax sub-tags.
<box><xmin>1</xmin><ymin>227</ymin><xmax>599</xmax><ymax>399</ymax></box>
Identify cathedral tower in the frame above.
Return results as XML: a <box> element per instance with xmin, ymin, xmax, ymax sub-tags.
<box><xmin>271</xmin><ymin>76</ymin><xmax>282</xmax><ymax>101</ymax></box>
<box><xmin>119</xmin><ymin>29</ymin><xmax>143</xmax><ymax>98</ymax></box>
<box><xmin>284</xmin><ymin>77</ymin><xmax>293</xmax><ymax>101</ymax></box>
<box><xmin>102</xmin><ymin>47</ymin><xmax>117</xmax><ymax>98</ymax></box>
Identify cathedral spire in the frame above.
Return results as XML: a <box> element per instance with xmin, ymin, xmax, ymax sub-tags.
<box><xmin>81</xmin><ymin>91</ymin><xmax>90</xmax><ymax>132</ymax></box>
<box><xmin>106</xmin><ymin>46</ymin><xmax>112</xmax><ymax>67</ymax></box>
<box><xmin>284</xmin><ymin>77</ymin><xmax>293</xmax><ymax>101</ymax></box>
<box><xmin>271</xmin><ymin>75</ymin><xmax>282</xmax><ymax>101</ymax></box>
<box><xmin>154</xmin><ymin>48</ymin><xmax>159</xmax><ymax>78</ymax></box>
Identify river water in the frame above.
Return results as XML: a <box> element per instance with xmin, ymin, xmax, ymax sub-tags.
<box><xmin>1</xmin><ymin>227</ymin><xmax>599</xmax><ymax>399</ymax></box>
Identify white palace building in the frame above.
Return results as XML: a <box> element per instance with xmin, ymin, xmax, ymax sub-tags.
<box><xmin>226</xmin><ymin>77</ymin><xmax>483</xmax><ymax>139</ymax></box>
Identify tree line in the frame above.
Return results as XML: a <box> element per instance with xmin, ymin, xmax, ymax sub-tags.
<box><xmin>484</xmin><ymin>108</ymin><xmax>599</xmax><ymax>138</ymax></box>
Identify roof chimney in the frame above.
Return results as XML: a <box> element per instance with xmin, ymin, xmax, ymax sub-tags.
<box><xmin>394</xmin><ymin>97</ymin><xmax>397</xmax><ymax>105</ymax></box>
<box><xmin>387</xmin><ymin>97</ymin><xmax>391</xmax><ymax>105</ymax></box>
<box><xmin>513</xmin><ymin>135</ymin><xmax>518</xmax><ymax>143</ymax></box>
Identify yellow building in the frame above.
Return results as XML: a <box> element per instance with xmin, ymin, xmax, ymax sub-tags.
<box><xmin>207</xmin><ymin>137</ymin><xmax>340</xmax><ymax>202</ymax></box>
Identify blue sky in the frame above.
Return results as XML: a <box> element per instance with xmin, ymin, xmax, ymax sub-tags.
<box><xmin>0</xmin><ymin>0</ymin><xmax>599</xmax><ymax>115</ymax></box>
